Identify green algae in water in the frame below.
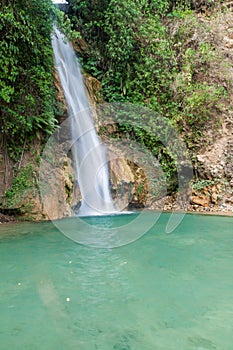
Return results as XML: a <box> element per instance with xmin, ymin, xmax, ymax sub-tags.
<box><xmin>0</xmin><ymin>213</ymin><xmax>232</xmax><ymax>349</ymax></box>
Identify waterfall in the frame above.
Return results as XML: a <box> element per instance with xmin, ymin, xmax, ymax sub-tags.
<box><xmin>52</xmin><ymin>27</ymin><xmax>116</xmax><ymax>216</ymax></box>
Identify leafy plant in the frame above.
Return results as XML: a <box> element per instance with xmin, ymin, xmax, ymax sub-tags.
<box><xmin>0</xmin><ymin>0</ymin><xmax>57</xmax><ymax>161</ymax></box>
<box><xmin>192</xmin><ymin>179</ymin><xmax>215</xmax><ymax>192</ymax></box>
<box><xmin>2</xmin><ymin>164</ymin><xmax>35</xmax><ymax>209</ymax></box>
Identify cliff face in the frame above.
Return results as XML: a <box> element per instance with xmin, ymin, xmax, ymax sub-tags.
<box><xmin>0</xmin><ymin>9</ymin><xmax>233</xmax><ymax>221</ymax></box>
<box><xmin>105</xmin><ymin>9</ymin><xmax>233</xmax><ymax>215</ymax></box>
<box><xmin>0</xmin><ymin>74</ymin><xmax>140</xmax><ymax>221</ymax></box>
<box><xmin>181</xmin><ymin>10</ymin><xmax>233</xmax><ymax>213</ymax></box>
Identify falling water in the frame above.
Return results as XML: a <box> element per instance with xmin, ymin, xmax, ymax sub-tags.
<box><xmin>52</xmin><ymin>27</ymin><xmax>116</xmax><ymax>216</ymax></box>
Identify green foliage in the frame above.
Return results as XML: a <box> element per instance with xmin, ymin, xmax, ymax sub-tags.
<box><xmin>69</xmin><ymin>0</ymin><xmax>180</xmax><ymax>191</ymax></box>
<box><xmin>69</xmin><ymin>0</ymin><xmax>173</xmax><ymax>113</ymax></box>
<box><xmin>192</xmin><ymin>179</ymin><xmax>215</xmax><ymax>192</ymax></box>
<box><xmin>63</xmin><ymin>0</ymin><xmax>231</xmax><ymax>153</ymax></box>
<box><xmin>175</xmin><ymin>79</ymin><xmax>225</xmax><ymax>134</ymax></box>
<box><xmin>52</xmin><ymin>5</ymin><xmax>81</xmax><ymax>40</ymax></box>
<box><xmin>68</xmin><ymin>2</ymin><xmax>230</xmax><ymax>192</ymax></box>
<box><xmin>0</xmin><ymin>0</ymin><xmax>57</xmax><ymax>160</ymax></box>
<box><xmin>2</xmin><ymin>164</ymin><xmax>35</xmax><ymax>209</ymax></box>
<box><xmin>170</xmin><ymin>11</ymin><xmax>228</xmax><ymax>149</ymax></box>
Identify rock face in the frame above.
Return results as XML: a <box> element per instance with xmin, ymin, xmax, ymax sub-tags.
<box><xmin>0</xmin><ymin>74</ymin><xmax>144</xmax><ymax>221</ymax></box>
<box><xmin>1</xmin><ymin>10</ymin><xmax>233</xmax><ymax>220</ymax></box>
<box><xmin>39</xmin><ymin>156</ymin><xmax>75</xmax><ymax>220</ymax></box>
<box><xmin>109</xmin><ymin>157</ymin><xmax>135</xmax><ymax>211</ymax></box>
<box><xmin>225</xmin><ymin>140</ymin><xmax>233</xmax><ymax>187</ymax></box>
<box><xmin>185</xmin><ymin>10</ymin><xmax>233</xmax><ymax>214</ymax></box>
<box><xmin>109</xmin><ymin>156</ymin><xmax>150</xmax><ymax>210</ymax></box>
<box><xmin>189</xmin><ymin>135</ymin><xmax>233</xmax><ymax>213</ymax></box>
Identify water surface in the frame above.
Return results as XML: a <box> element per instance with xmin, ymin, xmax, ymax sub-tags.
<box><xmin>0</xmin><ymin>213</ymin><xmax>232</xmax><ymax>349</ymax></box>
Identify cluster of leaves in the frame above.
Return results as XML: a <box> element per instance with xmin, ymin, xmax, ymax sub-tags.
<box><xmin>192</xmin><ymin>179</ymin><xmax>216</xmax><ymax>192</ymax></box>
<box><xmin>0</xmin><ymin>0</ymin><xmax>57</xmax><ymax>160</ymax></box>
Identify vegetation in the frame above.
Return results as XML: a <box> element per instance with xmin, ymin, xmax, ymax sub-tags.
<box><xmin>192</xmin><ymin>179</ymin><xmax>216</xmax><ymax>192</ymax></box>
<box><xmin>0</xmin><ymin>0</ymin><xmax>231</xmax><ymax>215</ymax></box>
<box><xmin>67</xmin><ymin>0</ymin><xmax>228</xmax><ymax>191</ymax></box>
<box><xmin>69</xmin><ymin>1</ymin><xmax>173</xmax><ymax>111</ymax></box>
<box><xmin>2</xmin><ymin>164</ymin><xmax>35</xmax><ymax>212</ymax></box>
<box><xmin>68</xmin><ymin>0</ymin><xmax>227</xmax><ymax>146</ymax></box>
<box><xmin>0</xmin><ymin>0</ymin><xmax>57</xmax><ymax>160</ymax></box>
<box><xmin>0</xmin><ymin>0</ymin><xmax>227</xmax><ymax>160</ymax></box>
<box><xmin>169</xmin><ymin>10</ymin><xmax>228</xmax><ymax>149</ymax></box>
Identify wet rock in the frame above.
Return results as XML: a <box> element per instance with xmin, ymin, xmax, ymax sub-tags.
<box><xmin>0</xmin><ymin>212</ymin><xmax>16</xmax><ymax>223</ymax></box>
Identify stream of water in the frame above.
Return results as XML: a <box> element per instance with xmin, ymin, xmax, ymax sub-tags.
<box><xmin>52</xmin><ymin>27</ymin><xmax>116</xmax><ymax>216</ymax></box>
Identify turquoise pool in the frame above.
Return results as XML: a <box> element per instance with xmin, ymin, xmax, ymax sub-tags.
<box><xmin>0</xmin><ymin>212</ymin><xmax>232</xmax><ymax>349</ymax></box>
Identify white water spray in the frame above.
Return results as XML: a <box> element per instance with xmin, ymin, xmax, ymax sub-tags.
<box><xmin>52</xmin><ymin>27</ymin><xmax>116</xmax><ymax>216</ymax></box>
